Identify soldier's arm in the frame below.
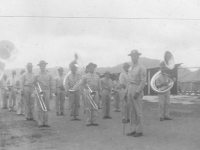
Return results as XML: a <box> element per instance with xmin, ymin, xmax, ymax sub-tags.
<box><xmin>135</xmin><ymin>66</ymin><xmax>146</xmax><ymax>94</ymax></box>
<box><xmin>97</xmin><ymin>77</ymin><xmax>102</xmax><ymax>94</ymax></box>
<box><xmin>50</xmin><ymin>74</ymin><xmax>56</xmax><ymax>96</ymax></box>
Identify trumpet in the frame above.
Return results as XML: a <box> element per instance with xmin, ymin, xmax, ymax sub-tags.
<box><xmin>35</xmin><ymin>82</ymin><xmax>47</xmax><ymax>112</ymax></box>
<box><xmin>86</xmin><ymin>84</ymin><xmax>98</xmax><ymax>110</ymax></box>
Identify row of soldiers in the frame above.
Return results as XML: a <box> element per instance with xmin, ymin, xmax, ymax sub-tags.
<box><xmin>0</xmin><ymin>49</ymin><xmax>173</xmax><ymax>137</ymax></box>
<box><xmin>0</xmin><ymin>60</ymin><xmax>126</xmax><ymax>127</ymax></box>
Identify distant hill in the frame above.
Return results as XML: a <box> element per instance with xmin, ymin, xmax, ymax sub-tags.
<box><xmin>96</xmin><ymin>57</ymin><xmax>160</xmax><ymax>74</ymax></box>
<box><xmin>3</xmin><ymin>57</ymin><xmax>188</xmax><ymax>82</ymax></box>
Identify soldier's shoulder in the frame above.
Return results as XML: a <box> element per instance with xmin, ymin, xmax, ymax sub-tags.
<box><xmin>138</xmin><ymin>63</ymin><xmax>146</xmax><ymax>70</ymax></box>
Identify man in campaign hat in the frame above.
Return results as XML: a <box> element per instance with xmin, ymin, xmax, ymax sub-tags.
<box><xmin>81</xmin><ymin>62</ymin><xmax>101</xmax><ymax>126</ymax></box>
<box><xmin>21</xmin><ymin>63</ymin><xmax>35</xmax><ymax>120</ymax></box>
<box><xmin>34</xmin><ymin>60</ymin><xmax>55</xmax><ymax>127</ymax></box>
<box><xmin>125</xmin><ymin>50</ymin><xmax>146</xmax><ymax>137</ymax></box>
<box><xmin>55</xmin><ymin>67</ymin><xmax>66</xmax><ymax>116</ymax></box>
<box><xmin>100</xmin><ymin>71</ymin><xmax>113</xmax><ymax>119</ymax></box>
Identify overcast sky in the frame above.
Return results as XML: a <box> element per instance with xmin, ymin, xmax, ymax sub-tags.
<box><xmin>1</xmin><ymin>0</ymin><xmax>200</xmax><ymax>70</ymax></box>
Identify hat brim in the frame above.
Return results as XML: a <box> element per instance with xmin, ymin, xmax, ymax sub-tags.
<box><xmin>128</xmin><ymin>53</ymin><xmax>141</xmax><ymax>56</ymax></box>
<box><xmin>37</xmin><ymin>63</ymin><xmax>48</xmax><ymax>66</ymax></box>
<box><xmin>86</xmin><ymin>63</ymin><xmax>97</xmax><ymax>68</ymax></box>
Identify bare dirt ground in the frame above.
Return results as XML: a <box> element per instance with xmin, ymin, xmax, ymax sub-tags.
<box><xmin>0</xmin><ymin>97</ymin><xmax>200</xmax><ymax>150</ymax></box>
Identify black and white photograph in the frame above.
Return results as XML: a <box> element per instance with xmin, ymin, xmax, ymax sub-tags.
<box><xmin>0</xmin><ymin>0</ymin><xmax>200</xmax><ymax>150</ymax></box>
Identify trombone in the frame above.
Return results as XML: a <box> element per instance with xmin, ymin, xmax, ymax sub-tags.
<box><xmin>35</xmin><ymin>82</ymin><xmax>47</xmax><ymax>112</ymax></box>
<box><xmin>86</xmin><ymin>84</ymin><xmax>98</xmax><ymax>110</ymax></box>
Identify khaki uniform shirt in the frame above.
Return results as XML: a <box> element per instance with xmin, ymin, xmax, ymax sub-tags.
<box><xmin>64</xmin><ymin>72</ymin><xmax>81</xmax><ymax>92</ymax></box>
<box><xmin>55</xmin><ymin>74</ymin><xmax>66</xmax><ymax>89</ymax></box>
<box><xmin>119</xmin><ymin>71</ymin><xmax>129</xmax><ymax>89</ymax></box>
<box><xmin>81</xmin><ymin>73</ymin><xmax>101</xmax><ymax>93</ymax></box>
<box><xmin>34</xmin><ymin>71</ymin><xmax>55</xmax><ymax>94</ymax></box>
<box><xmin>155</xmin><ymin>73</ymin><xmax>170</xmax><ymax>90</ymax></box>
<box><xmin>20</xmin><ymin>72</ymin><xmax>35</xmax><ymax>90</ymax></box>
<box><xmin>128</xmin><ymin>63</ymin><xmax>146</xmax><ymax>93</ymax></box>
<box><xmin>101</xmin><ymin>77</ymin><xmax>113</xmax><ymax>92</ymax></box>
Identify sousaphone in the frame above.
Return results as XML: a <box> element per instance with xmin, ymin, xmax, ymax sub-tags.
<box><xmin>0</xmin><ymin>40</ymin><xmax>18</xmax><ymax>80</ymax></box>
<box><xmin>150</xmin><ymin>51</ymin><xmax>175</xmax><ymax>93</ymax></box>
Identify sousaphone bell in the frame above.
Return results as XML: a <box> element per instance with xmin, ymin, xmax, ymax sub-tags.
<box><xmin>150</xmin><ymin>51</ymin><xmax>175</xmax><ymax>93</ymax></box>
<box><xmin>0</xmin><ymin>40</ymin><xmax>18</xmax><ymax>80</ymax></box>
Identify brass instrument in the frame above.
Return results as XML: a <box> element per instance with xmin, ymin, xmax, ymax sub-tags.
<box><xmin>86</xmin><ymin>84</ymin><xmax>98</xmax><ymax>110</ymax></box>
<box><xmin>0</xmin><ymin>40</ymin><xmax>18</xmax><ymax>80</ymax></box>
<box><xmin>63</xmin><ymin>52</ymin><xmax>83</xmax><ymax>92</ymax></box>
<box><xmin>150</xmin><ymin>51</ymin><xmax>175</xmax><ymax>93</ymax></box>
<box><xmin>35</xmin><ymin>82</ymin><xmax>47</xmax><ymax>112</ymax></box>
<box><xmin>69</xmin><ymin>76</ymin><xmax>82</xmax><ymax>92</ymax></box>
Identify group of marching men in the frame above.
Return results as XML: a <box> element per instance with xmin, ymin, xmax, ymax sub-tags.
<box><xmin>0</xmin><ymin>49</ymin><xmax>173</xmax><ymax>137</ymax></box>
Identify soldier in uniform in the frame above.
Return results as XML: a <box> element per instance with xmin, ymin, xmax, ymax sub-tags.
<box><xmin>100</xmin><ymin>71</ymin><xmax>113</xmax><ymax>119</ymax></box>
<box><xmin>81</xmin><ymin>68</ymin><xmax>89</xmax><ymax>114</ymax></box>
<box><xmin>34</xmin><ymin>60</ymin><xmax>55</xmax><ymax>127</ymax></box>
<box><xmin>113</xmin><ymin>74</ymin><xmax>121</xmax><ymax>112</ymax></box>
<box><xmin>119</xmin><ymin>62</ymin><xmax>130</xmax><ymax>123</ymax></box>
<box><xmin>21</xmin><ymin>63</ymin><xmax>35</xmax><ymax>120</ymax></box>
<box><xmin>7</xmin><ymin>70</ymin><xmax>17</xmax><ymax>111</ymax></box>
<box><xmin>1</xmin><ymin>74</ymin><xmax>9</xmax><ymax>109</ymax></box>
<box><xmin>16</xmin><ymin>70</ymin><xmax>25</xmax><ymax>115</ymax></box>
<box><xmin>65</xmin><ymin>62</ymin><xmax>81</xmax><ymax>120</ymax></box>
<box><xmin>126</xmin><ymin>50</ymin><xmax>146</xmax><ymax>137</ymax></box>
<box><xmin>81</xmin><ymin>62</ymin><xmax>101</xmax><ymax>126</ymax></box>
<box><xmin>155</xmin><ymin>61</ymin><xmax>175</xmax><ymax>121</ymax></box>
<box><xmin>55</xmin><ymin>67</ymin><xmax>66</xmax><ymax>116</ymax></box>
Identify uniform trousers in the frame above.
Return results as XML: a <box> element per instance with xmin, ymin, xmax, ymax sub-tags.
<box><xmin>85</xmin><ymin>90</ymin><xmax>98</xmax><ymax>124</ymax></box>
<box><xmin>55</xmin><ymin>88</ymin><xmax>66</xmax><ymax>115</ymax></box>
<box><xmin>114</xmin><ymin>90</ymin><xmax>120</xmax><ymax>111</ymax></box>
<box><xmin>121</xmin><ymin>89</ymin><xmax>130</xmax><ymax>120</ymax></box>
<box><xmin>23</xmin><ymin>86</ymin><xmax>35</xmax><ymax>119</ymax></box>
<box><xmin>128</xmin><ymin>83</ymin><xmax>143</xmax><ymax>133</ymax></box>
<box><xmin>69</xmin><ymin>90</ymin><xmax>80</xmax><ymax>118</ymax></box>
<box><xmin>101</xmin><ymin>89</ymin><xmax>111</xmax><ymax>117</ymax></box>
<box><xmin>1</xmin><ymin>88</ymin><xmax>8</xmax><ymax>108</ymax></box>
<box><xmin>36</xmin><ymin>89</ymin><xmax>50</xmax><ymax>126</ymax></box>
<box><xmin>16</xmin><ymin>89</ymin><xmax>25</xmax><ymax>115</ymax></box>
<box><xmin>158</xmin><ymin>90</ymin><xmax>170</xmax><ymax>119</ymax></box>
<box><xmin>8</xmin><ymin>87</ymin><xmax>16</xmax><ymax>111</ymax></box>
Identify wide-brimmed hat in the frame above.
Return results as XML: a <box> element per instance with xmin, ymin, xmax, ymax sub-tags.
<box><xmin>57</xmin><ymin>67</ymin><xmax>64</xmax><ymax>71</ymax></box>
<box><xmin>128</xmin><ymin>50</ymin><xmax>142</xmax><ymax>56</ymax></box>
<box><xmin>86</xmin><ymin>62</ymin><xmax>97</xmax><ymax>69</ymax></box>
<box><xmin>123</xmin><ymin>62</ymin><xmax>130</xmax><ymax>68</ymax></box>
<box><xmin>69</xmin><ymin>61</ymin><xmax>79</xmax><ymax>69</ymax></box>
<box><xmin>104</xmin><ymin>71</ymin><xmax>111</xmax><ymax>75</ymax></box>
<box><xmin>37</xmin><ymin>60</ymin><xmax>48</xmax><ymax>66</ymax></box>
<box><xmin>26</xmin><ymin>63</ymin><xmax>33</xmax><ymax>67</ymax></box>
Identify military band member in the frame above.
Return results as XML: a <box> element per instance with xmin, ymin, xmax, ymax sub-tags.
<box><xmin>21</xmin><ymin>63</ymin><xmax>35</xmax><ymax>120</ymax></box>
<box><xmin>1</xmin><ymin>74</ymin><xmax>9</xmax><ymax>109</ymax></box>
<box><xmin>100</xmin><ymin>71</ymin><xmax>113</xmax><ymax>119</ymax></box>
<box><xmin>119</xmin><ymin>62</ymin><xmax>130</xmax><ymax>123</ymax></box>
<box><xmin>7</xmin><ymin>70</ymin><xmax>17</xmax><ymax>111</ymax></box>
<box><xmin>113</xmin><ymin>75</ymin><xmax>121</xmax><ymax>112</ymax></box>
<box><xmin>34</xmin><ymin>60</ymin><xmax>55</xmax><ymax>127</ymax></box>
<box><xmin>81</xmin><ymin>62</ymin><xmax>101</xmax><ymax>126</ymax></box>
<box><xmin>55</xmin><ymin>67</ymin><xmax>66</xmax><ymax>116</ymax></box>
<box><xmin>65</xmin><ymin>62</ymin><xmax>81</xmax><ymax>120</ymax></box>
<box><xmin>126</xmin><ymin>50</ymin><xmax>146</xmax><ymax>137</ymax></box>
<box><xmin>81</xmin><ymin>68</ymin><xmax>89</xmax><ymax>114</ymax></box>
<box><xmin>155</xmin><ymin>61</ymin><xmax>175</xmax><ymax>121</ymax></box>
